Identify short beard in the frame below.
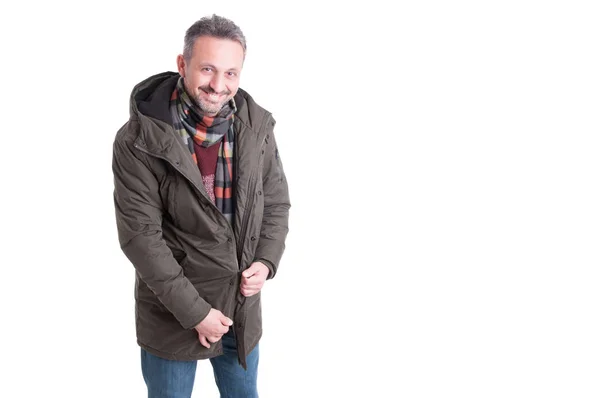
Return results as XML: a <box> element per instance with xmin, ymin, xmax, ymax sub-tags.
<box><xmin>192</xmin><ymin>83</ymin><xmax>232</xmax><ymax>115</ymax></box>
<box><xmin>195</xmin><ymin>96</ymin><xmax>228</xmax><ymax>115</ymax></box>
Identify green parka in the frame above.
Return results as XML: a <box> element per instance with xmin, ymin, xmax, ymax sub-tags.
<box><xmin>112</xmin><ymin>72</ymin><xmax>290</xmax><ymax>368</ymax></box>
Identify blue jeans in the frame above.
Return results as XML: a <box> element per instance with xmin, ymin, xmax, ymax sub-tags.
<box><xmin>141</xmin><ymin>329</ymin><xmax>259</xmax><ymax>398</ymax></box>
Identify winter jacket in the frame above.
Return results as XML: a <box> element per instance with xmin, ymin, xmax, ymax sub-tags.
<box><xmin>112</xmin><ymin>72</ymin><xmax>290</xmax><ymax>368</ymax></box>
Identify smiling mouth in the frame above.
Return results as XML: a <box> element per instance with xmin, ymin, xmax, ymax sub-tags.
<box><xmin>201</xmin><ymin>86</ymin><xmax>230</xmax><ymax>97</ymax></box>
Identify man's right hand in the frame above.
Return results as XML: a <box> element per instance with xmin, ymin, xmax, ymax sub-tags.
<box><xmin>194</xmin><ymin>308</ymin><xmax>233</xmax><ymax>349</ymax></box>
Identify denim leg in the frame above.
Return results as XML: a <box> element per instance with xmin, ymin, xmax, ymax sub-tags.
<box><xmin>141</xmin><ymin>348</ymin><xmax>197</xmax><ymax>398</ymax></box>
<box><xmin>210</xmin><ymin>329</ymin><xmax>260</xmax><ymax>398</ymax></box>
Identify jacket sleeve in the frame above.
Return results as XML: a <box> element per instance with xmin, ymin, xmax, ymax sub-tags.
<box><xmin>112</xmin><ymin>132</ymin><xmax>211</xmax><ymax>329</ymax></box>
<box><xmin>254</xmin><ymin>117</ymin><xmax>291</xmax><ymax>279</ymax></box>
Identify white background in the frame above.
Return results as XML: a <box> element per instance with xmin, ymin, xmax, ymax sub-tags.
<box><xmin>1</xmin><ymin>0</ymin><xmax>599</xmax><ymax>397</ymax></box>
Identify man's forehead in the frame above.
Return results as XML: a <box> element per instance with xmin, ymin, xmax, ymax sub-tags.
<box><xmin>190</xmin><ymin>37</ymin><xmax>244</xmax><ymax>67</ymax></box>
<box><xmin>192</xmin><ymin>36</ymin><xmax>244</xmax><ymax>53</ymax></box>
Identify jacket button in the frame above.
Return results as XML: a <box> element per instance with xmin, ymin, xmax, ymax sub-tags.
<box><xmin>258</xmin><ymin>191</ymin><xmax>262</xmax><ymax>196</ymax></box>
<box><xmin>227</xmin><ymin>237</ymin><xmax>232</xmax><ymax>242</ymax></box>
<box><xmin>251</xmin><ymin>236</ymin><xmax>256</xmax><ymax>241</ymax></box>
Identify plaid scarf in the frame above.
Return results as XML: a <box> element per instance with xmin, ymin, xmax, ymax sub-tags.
<box><xmin>169</xmin><ymin>77</ymin><xmax>236</xmax><ymax>224</ymax></box>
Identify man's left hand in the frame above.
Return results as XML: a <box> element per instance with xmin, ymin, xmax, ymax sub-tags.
<box><xmin>240</xmin><ymin>261</ymin><xmax>269</xmax><ymax>297</ymax></box>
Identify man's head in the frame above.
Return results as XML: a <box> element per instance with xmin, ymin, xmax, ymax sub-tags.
<box><xmin>177</xmin><ymin>15</ymin><xmax>246</xmax><ymax>116</ymax></box>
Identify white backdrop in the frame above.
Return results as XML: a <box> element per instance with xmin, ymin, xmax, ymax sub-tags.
<box><xmin>1</xmin><ymin>0</ymin><xmax>599</xmax><ymax>397</ymax></box>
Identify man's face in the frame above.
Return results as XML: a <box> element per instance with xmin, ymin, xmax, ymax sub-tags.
<box><xmin>177</xmin><ymin>36</ymin><xmax>244</xmax><ymax>116</ymax></box>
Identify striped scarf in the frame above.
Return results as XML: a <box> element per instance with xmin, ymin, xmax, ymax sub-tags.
<box><xmin>169</xmin><ymin>77</ymin><xmax>236</xmax><ymax>224</ymax></box>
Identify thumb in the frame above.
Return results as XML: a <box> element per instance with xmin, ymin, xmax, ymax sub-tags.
<box><xmin>242</xmin><ymin>264</ymin><xmax>258</xmax><ymax>278</ymax></box>
<box><xmin>221</xmin><ymin>316</ymin><xmax>233</xmax><ymax>326</ymax></box>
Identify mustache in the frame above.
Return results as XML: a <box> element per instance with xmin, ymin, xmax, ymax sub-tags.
<box><xmin>199</xmin><ymin>85</ymin><xmax>231</xmax><ymax>96</ymax></box>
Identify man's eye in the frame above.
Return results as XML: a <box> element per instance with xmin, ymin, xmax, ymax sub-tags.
<box><xmin>227</xmin><ymin>72</ymin><xmax>237</xmax><ymax>77</ymax></box>
<box><xmin>202</xmin><ymin>67</ymin><xmax>212</xmax><ymax>72</ymax></box>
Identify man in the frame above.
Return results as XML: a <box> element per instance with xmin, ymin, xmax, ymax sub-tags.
<box><xmin>112</xmin><ymin>14</ymin><xmax>290</xmax><ymax>397</ymax></box>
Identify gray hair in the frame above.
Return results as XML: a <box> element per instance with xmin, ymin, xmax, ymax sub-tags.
<box><xmin>183</xmin><ymin>14</ymin><xmax>247</xmax><ymax>60</ymax></box>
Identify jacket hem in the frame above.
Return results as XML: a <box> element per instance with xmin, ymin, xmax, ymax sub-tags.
<box><xmin>138</xmin><ymin>340</ymin><xmax>223</xmax><ymax>361</ymax></box>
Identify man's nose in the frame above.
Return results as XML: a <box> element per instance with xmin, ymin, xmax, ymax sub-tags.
<box><xmin>209</xmin><ymin>75</ymin><xmax>225</xmax><ymax>94</ymax></box>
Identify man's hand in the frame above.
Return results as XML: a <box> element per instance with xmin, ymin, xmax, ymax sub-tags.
<box><xmin>240</xmin><ymin>261</ymin><xmax>269</xmax><ymax>297</ymax></box>
<box><xmin>194</xmin><ymin>308</ymin><xmax>233</xmax><ymax>349</ymax></box>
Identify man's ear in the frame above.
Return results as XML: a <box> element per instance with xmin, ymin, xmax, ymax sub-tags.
<box><xmin>176</xmin><ymin>54</ymin><xmax>186</xmax><ymax>77</ymax></box>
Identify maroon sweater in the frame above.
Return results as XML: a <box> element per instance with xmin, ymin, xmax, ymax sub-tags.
<box><xmin>193</xmin><ymin>138</ymin><xmax>221</xmax><ymax>204</ymax></box>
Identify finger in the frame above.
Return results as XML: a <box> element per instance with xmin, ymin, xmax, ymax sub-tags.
<box><xmin>199</xmin><ymin>335</ymin><xmax>210</xmax><ymax>349</ymax></box>
<box><xmin>243</xmin><ymin>275</ymin><xmax>264</xmax><ymax>284</ymax></box>
<box><xmin>207</xmin><ymin>335</ymin><xmax>221</xmax><ymax>343</ymax></box>
<box><xmin>243</xmin><ymin>279</ymin><xmax>264</xmax><ymax>288</ymax></box>
<box><xmin>242</xmin><ymin>288</ymin><xmax>259</xmax><ymax>297</ymax></box>
<box><xmin>219</xmin><ymin>325</ymin><xmax>230</xmax><ymax>334</ymax></box>
<box><xmin>240</xmin><ymin>277</ymin><xmax>261</xmax><ymax>287</ymax></box>
<box><xmin>242</xmin><ymin>281</ymin><xmax>264</xmax><ymax>291</ymax></box>
<box><xmin>242</xmin><ymin>285</ymin><xmax>260</xmax><ymax>294</ymax></box>
<box><xmin>220</xmin><ymin>316</ymin><xmax>233</xmax><ymax>327</ymax></box>
<box><xmin>242</xmin><ymin>272</ymin><xmax>256</xmax><ymax>279</ymax></box>
<box><xmin>216</xmin><ymin>323</ymin><xmax>229</xmax><ymax>334</ymax></box>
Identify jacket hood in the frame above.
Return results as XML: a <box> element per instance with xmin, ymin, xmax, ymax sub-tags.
<box><xmin>129</xmin><ymin>71</ymin><xmax>269</xmax><ymax>132</ymax></box>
